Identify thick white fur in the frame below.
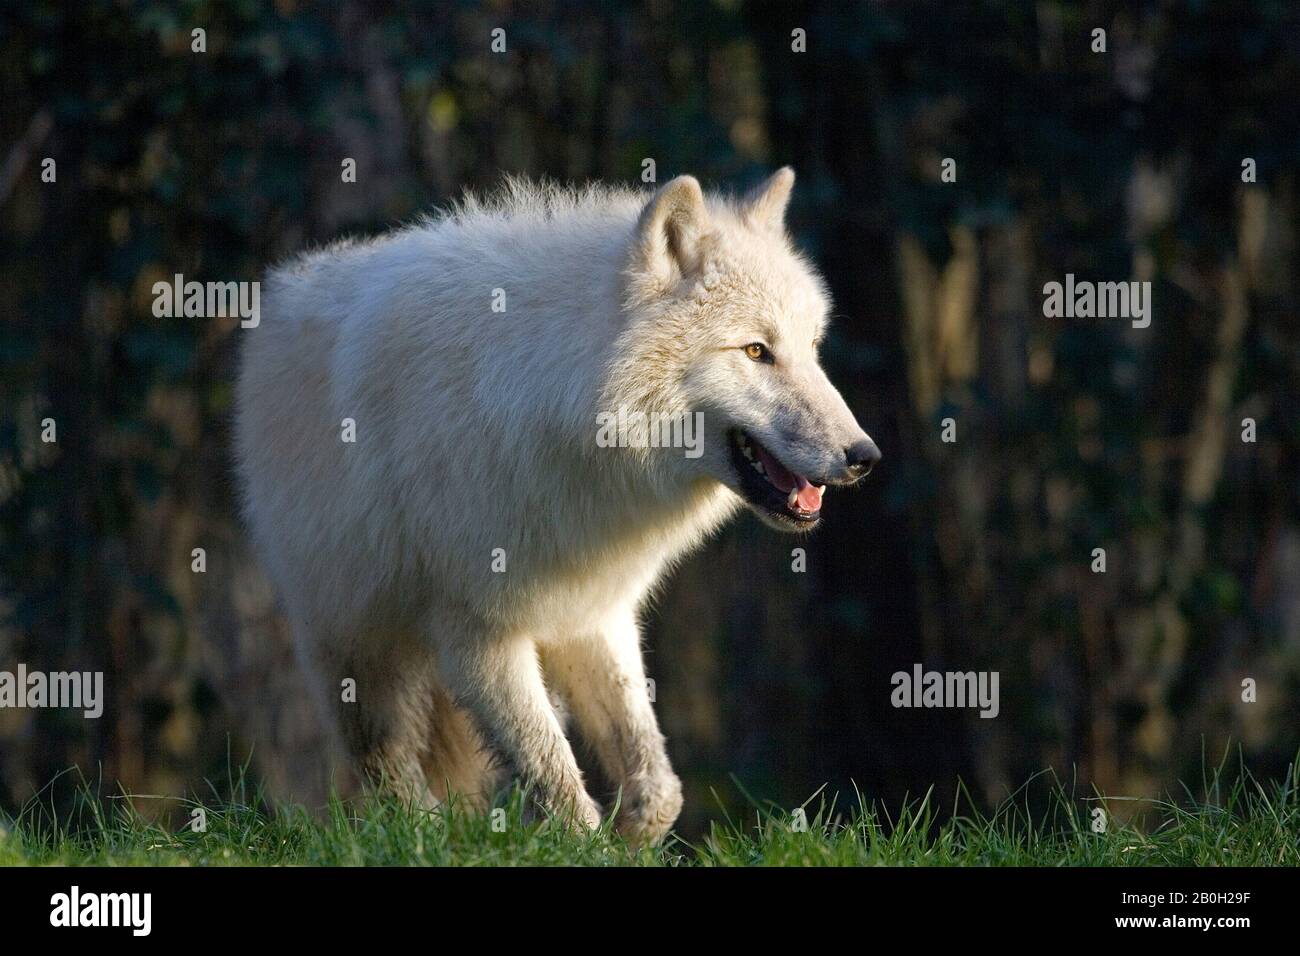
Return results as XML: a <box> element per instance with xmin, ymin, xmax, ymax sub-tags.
<box><xmin>234</xmin><ymin>169</ymin><xmax>870</xmax><ymax>843</ymax></box>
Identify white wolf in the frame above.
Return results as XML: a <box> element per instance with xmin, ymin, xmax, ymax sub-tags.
<box><xmin>234</xmin><ymin>168</ymin><xmax>879</xmax><ymax>844</ymax></box>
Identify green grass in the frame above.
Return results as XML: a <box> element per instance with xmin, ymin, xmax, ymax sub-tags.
<box><xmin>2</xmin><ymin>753</ymin><xmax>1297</xmax><ymax>866</ymax></box>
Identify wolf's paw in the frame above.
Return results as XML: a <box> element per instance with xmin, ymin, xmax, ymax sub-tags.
<box><xmin>616</xmin><ymin>771</ymin><xmax>683</xmax><ymax>846</ymax></box>
<box><xmin>551</xmin><ymin>794</ymin><xmax>603</xmax><ymax>834</ymax></box>
<box><xmin>574</xmin><ymin>793</ymin><xmax>604</xmax><ymax>832</ymax></box>
<box><xmin>525</xmin><ymin>788</ymin><xmax>603</xmax><ymax>834</ymax></box>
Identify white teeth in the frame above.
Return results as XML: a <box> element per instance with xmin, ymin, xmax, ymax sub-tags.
<box><xmin>817</xmin><ymin>485</ymin><xmax>825</xmax><ymax>494</ymax></box>
<box><xmin>742</xmin><ymin>445</ymin><xmax>754</xmax><ymax>460</ymax></box>
<box><xmin>752</xmin><ymin>460</ymin><xmax>765</xmax><ymax>475</ymax></box>
<box><xmin>787</xmin><ymin>488</ymin><xmax>799</xmax><ymax>509</ymax></box>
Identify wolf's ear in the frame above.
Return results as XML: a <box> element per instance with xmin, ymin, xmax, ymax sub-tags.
<box><xmin>634</xmin><ymin>175</ymin><xmax>711</xmax><ymax>284</ymax></box>
<box><xmin>743</xmin><ymin>166</ymin><xmax>794</xmax><ymax>234</ymax></box>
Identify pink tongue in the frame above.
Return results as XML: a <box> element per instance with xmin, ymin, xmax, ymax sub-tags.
<box><xmin>755</xmin><ymin>446</ymin><xmax>824</xmax><ymax>512</ymax></box>
<box><xmin>755</xmin><ymin>445</ymin><xmax>795</xmax><ymax>491</ymax></box>
<box><xmin>796</xmin><ymin>479</ymin><xmax>823</xmax><ymax>512</ymax></box>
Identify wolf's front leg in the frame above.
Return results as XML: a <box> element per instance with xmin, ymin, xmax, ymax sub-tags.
<box><xmin>545</xmin><ymin>615</ymin><xmax>683</xmax><ymax>845</ymax></box>
<box><xmin>435</xmin><ymin>631</ymin><xmax>601</xmax><ymax>831</ymax></box>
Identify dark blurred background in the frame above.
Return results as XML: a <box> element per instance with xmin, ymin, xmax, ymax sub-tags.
<box><xmin>3</xmin><ymin>0</ymin><xmax>1299</xmax><ymax>833</ymax></box>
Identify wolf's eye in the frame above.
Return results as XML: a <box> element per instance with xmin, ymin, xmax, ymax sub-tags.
<box><xmin>743</xmin><ymin>343</ymin><xmax>773</xmax><ymax>364</ymax></box>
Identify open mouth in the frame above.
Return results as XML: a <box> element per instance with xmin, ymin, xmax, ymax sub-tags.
<box><xmin>729</xmin><ymin>429</ymin><xmax>825</xmax><ymax>527</ymax></box>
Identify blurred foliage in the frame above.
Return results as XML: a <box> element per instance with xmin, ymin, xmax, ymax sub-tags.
<box><xmin>1</xmin><ymin>1</ymin><xmax>1298</xmax><ymax>832</ymax></box>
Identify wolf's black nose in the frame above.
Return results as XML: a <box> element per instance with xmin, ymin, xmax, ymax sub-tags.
<box><xmin>845</xmin><ymin>438</ymin><xmax>881</xmax><ymax>478</ymax></box>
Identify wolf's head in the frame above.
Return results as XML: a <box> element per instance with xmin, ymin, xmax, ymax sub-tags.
<box><xmin>614</xmin><ymin>168</ymin><xmax>879</xmax><ymax>531</ymax></box>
